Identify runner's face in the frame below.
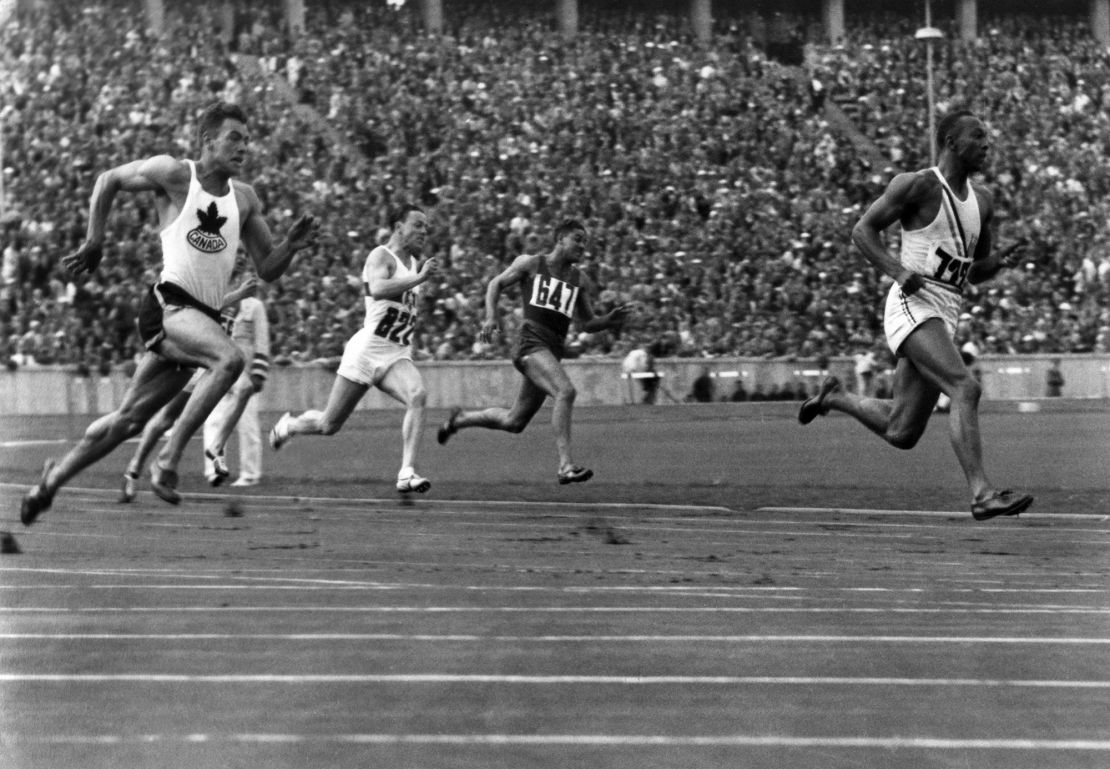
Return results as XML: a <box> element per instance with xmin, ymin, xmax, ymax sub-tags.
<box><xmin>951</xmin><ymin>117</ymin><xmax>989</xmax><ymax>172</ymax></box>
<box><xmin>400</xmin><ymin>211</ymin><xmax>428</xmax><ymax>254</ymax></box>
<box><xmin>561</xmin><ymin>229</ymin><xmax>588</xmax><ymax>260</ymax></box>
<box><xmin>206</xmin><ymin>119</ymin><xmax>250</xmax><ymax>175</ymax></box>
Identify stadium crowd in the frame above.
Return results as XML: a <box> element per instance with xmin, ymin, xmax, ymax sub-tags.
<box><xmin>2</xmin><ymin>0</ymin><xmax>1109</xmax><ymax>378</ymax></box>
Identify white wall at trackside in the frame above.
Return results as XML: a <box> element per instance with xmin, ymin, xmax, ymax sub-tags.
<box><xmin>0</xmin><ymin>355</ymin><xmax>1108</xmax><ymax>416</ymax></box>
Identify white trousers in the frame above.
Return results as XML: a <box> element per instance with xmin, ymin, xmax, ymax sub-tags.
<box><xmin>203</xmin><ymin>382</ymin><xmax>262</xmax><ymax>482</ymax></box>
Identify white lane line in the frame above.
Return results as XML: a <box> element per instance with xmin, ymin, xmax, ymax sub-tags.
<box><xmin>10</xmin><ymin>734</ymin><xmax>1110</xmax><ymax>750</ymax></box>
<box><xmin>2</xmin><ymin>482</ymin><xmax>1105</xmax><ymax>523</ymax></box>
<box><xmin>0</xmin><ymin>439</ymin><xmax>68</xmax><ymax>448</ymax></box>
<box><xmin>2</xmin><ymin>674</ymin><xmax>1110</xmax><ymax>687</ymax></box>
<box><xmin>5</xmin><ymin>569</ymin><xmax>1107</xmax><ymax>593</ymax></box>
<box><xmin>0</xmin><ymin>483</ymin><xmax>734</xmax><ymax>514</ymax></box>
<box><xmin>6</xmin><ymin>606</ymin><xmax>1110</xmax><ymax>617</ymax></box>
<box><xmin>759</xmin><ymin>506</ymin><xmax>1110</xmax><ymax>521</ymax></box>
<box><xmin>3</xmin><ymin>633</ymin><xmax>1110</xmax><ymax>644</ymax></box>
<box><xmin>6</xmin><ymin>630</ymin><xmax>1110</xmax><ymax>643</ymax></box>
<box><xmin>2</xmin><ymin>570</ymin><xmax>1106</xmax><ymax>595</ymax></box>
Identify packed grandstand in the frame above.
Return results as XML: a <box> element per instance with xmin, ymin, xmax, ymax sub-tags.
<box><xmin>2</xmin><ymin>0</ymin><xmax>1109</xmax><ymax>379</ymax></box>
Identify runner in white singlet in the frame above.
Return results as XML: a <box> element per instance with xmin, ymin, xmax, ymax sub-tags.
<box><xmin>268</xmin><ymin>205</ymin><xmax>439</xmax><ymax>494</ymax></box>
<box><xmin>797</xmin><ymin>110</ymin><xmax>1034</xmax><ymax>522</ymax></box>
<box><xmin>20</xmin><ymin>102</ymin><xmax>317</xmax><ymax>524</ymax></box>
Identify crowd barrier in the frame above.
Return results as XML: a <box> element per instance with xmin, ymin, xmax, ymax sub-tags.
<box><xmin>0</xmin><ymin>355</ymin><xmax>1107</xmax><ymax>416</ymax></box>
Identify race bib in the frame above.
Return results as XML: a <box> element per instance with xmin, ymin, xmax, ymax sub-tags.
<box><xmin>529</xmin><ymin>275</ymin><xmax>578</xmax><ymax>318</ymax></box>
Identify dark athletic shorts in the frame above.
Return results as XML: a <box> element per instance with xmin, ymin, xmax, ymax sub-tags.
<box><xmin>512</xmin><ymin>321</ymin><xmax>565</xmax><ymax>374</ymax></box>
<box><xmin>136</xmin><ymin>282</ymin><xmax>222</xmax><ymax>351</ymax></box>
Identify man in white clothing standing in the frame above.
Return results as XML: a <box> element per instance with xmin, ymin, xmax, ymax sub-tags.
<box><xmin>203</xmin><ymin>282</ymin><xmax>271</xmax><ymax>487</ymax></box>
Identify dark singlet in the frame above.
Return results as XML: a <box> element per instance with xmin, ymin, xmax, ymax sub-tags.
<box><xmin>513</xmin><ymin>256</ymin><xmax>581</xmax><ymax>370</ymax></box>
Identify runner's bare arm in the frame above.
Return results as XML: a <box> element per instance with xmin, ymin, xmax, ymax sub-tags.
<box><xmin>576</xmin><ymin>287</ymin><xmax>632</xmax><ymax>333</ymax></box>
<box><xmin>968</xmin><ymin>187</ymin><xmax>1022</xmax><ymax>284</ymax></box>
<box><xmin>239</xmin><ymin>183</ymin><xmax>318</xmax><ymax>282</ymax></box>
<box><xmin>366</xmin><ymin>249</ymin><xmax>438</xmax><ymax>300</ymax></box>
<box><xmin>63</xmin><ymin>155</ymin><xmax>185</xmax><ymax>275</ymax></box>
<box><xmin>852</xmin><ymin>172</ymin><xmax>932</xmax><ymax>294</ymax></box>
<box><xmin>480</xmin><ymin>254</ymin><xmax>537</xmax><ymax>341</ymax></box>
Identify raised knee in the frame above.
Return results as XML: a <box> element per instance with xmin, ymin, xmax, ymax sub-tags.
<box><xmin>555</xmin><ymin>384</ymin><xmax>577</xmax><ymax>403</ymax></box>
<box><xmin>505</xmin><ymin>420</ymin><xmax>528</xmax><ymax>434</ymax></box>
<box><xmin>318</xmin><ymin>420</ymin><xmax>342</xmax><ymax>436</ymax></box>
<box><xmin>410</xmin><ymin>387</ymin><xmax>427</xmax><ymax>408</ymax></box>
<box><xmin>120</xmin><ymin>417</ymin><xmax>148</xmax><ymax>440</ymax></box>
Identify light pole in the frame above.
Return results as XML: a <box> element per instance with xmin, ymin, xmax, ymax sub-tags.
<box><xmin>914</xmin><ymin>1</ymin><xmax>943</xmax><ymax>166</ymax></box>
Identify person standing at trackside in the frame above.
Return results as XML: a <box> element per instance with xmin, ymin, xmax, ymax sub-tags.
<box><xmin>797</xmin><ymin>109</ymin><xmax>1033</xmax><ymax>521</ymax></box>
<box><xmin>202</xmin><ymin>281</ymin><xmax>271</xmax><ymax>487</ymax></box>
<box><xmin>1045</xmin><ymin>358</ymin><xmax>1065</xmax><ymax>397</ymax></box>
<box><xmin>268</xmin><ymin>204</ymin><xmax>438</xmax><ymax>494</ymax></box>
<box><xmin>436</xmin><ymin>218</ymin><xmax>631</xmax><ymax>484</ymax></box>
<box><xmin>20</xmin><ymin>101</ymin><xmax>318</xmax><ymax>524</ymax></box>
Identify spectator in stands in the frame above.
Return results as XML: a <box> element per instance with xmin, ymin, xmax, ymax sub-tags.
<box><xmin>2</xmin><ymin>0</ymin><xmax>1109</xmax><ymax>369</ymax></box>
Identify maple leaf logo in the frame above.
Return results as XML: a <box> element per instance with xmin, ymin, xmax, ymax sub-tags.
<box><xmin>187</xmin><ymin>201</ymin><xmax>230</xmax><ymax>254</ymax></box>
<box><xmin>196</xmin><ymin>202</ymin><xmax>227</xmax><ymax>234</ymax></box>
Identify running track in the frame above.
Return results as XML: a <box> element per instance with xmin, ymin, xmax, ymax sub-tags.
<box><xmin>1</xmin><ymin>405</ymin><xmax>1109</xmax><ymax>768</ymax></box>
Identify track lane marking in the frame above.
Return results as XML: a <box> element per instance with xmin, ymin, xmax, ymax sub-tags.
<box><xmin>9</xmin><ymin>733</ymin><xmax>1110</xmax><ymax>749</ymax></box>
<box><xmin>3</xmin><ymin>633</ymin><xmax>1110</xmax><ymax>644</ymax></box>
<box><xmin>3</xmin><ymin>673</ymin><xmax>1110</xmax><ymax>687</ymax></box>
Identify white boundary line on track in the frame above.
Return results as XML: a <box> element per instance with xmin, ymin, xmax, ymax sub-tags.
<box><xmin>3</xmin><ymin>482</ymin><xmax>1106</xmax><ymax>521</ymax></box>
<box><xmin>4</xmin><ymin>481</ymin><xmax>1108</xmax><ymax>524</ymax></box>
<box><xmin>3</xmin><ymin>673</ymin><xmax>1110</xmax><ymax>687</ymax></box>
<box><xmin>0</xmin><ymin>482</ymin><xmax>734</xmax><ymax>514</ymax></box>
<box><xmin>0</xmin><ymin>439</ymin><xmax>68</xmax><ymax>448</ymax></box>
<box><xmin>10</xmin><ymin>733</ymin><xmax>1110</xmax><ymax>750</ymax></box>
<box><xmin>759</xmin><ymin>506</ymin><xmax>1110</xmax><ymax>521</ymax></box>
<box><xmin>3</xmin><ymin>633</ymin><xmax>1110</xmax><ymax>644</ymax></box>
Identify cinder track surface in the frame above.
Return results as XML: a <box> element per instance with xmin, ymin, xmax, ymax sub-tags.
<box><xmin>2</xmin><ymin>404</ymin><xmax>1108</xmax><ymax>769</ymax></box>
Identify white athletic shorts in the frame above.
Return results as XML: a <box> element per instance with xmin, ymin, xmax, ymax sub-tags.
<box><xmin>336</xmin><ymin>327</ymin><xmax>411</xmax><ymax>386</ymax></box>
<box><xmin>883</xmin><ymin>280</ymin><xmax>961</xmax><ymax>355</ymax></box>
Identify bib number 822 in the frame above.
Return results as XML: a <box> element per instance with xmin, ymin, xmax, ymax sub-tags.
<box><xmin>374</xmin><ymin>306</ymin><xmax>415</xmax><ymax>346</ymax></box>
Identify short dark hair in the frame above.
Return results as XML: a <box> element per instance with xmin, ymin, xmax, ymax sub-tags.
<box><xmin>198</xmin><ymin>102</ymin><xmax>248</xmax><ymax>144</ymax></box>
<box><xmin>554</xmin><ymin>218</ymin><xmax>586</xmax><ymax>241</ymax></box>
<box><xmin>936</xmin><ymin>109</ymin><xmax>977</xmax><ymax>153</ymax></box>
<box><xmin>389</xmin><ymin>204</ymin><xmax>424</xmax><ymax>230</ymax></box>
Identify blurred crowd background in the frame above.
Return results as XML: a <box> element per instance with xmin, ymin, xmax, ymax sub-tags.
<box><xmin>2</xmin><ymin>0</ymin><xmax>1109</xmax><ymax>383</ymax></box>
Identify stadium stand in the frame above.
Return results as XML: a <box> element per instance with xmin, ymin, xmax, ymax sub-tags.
<box><xmin>1</xmin><ymin>0</ymin><xmax>1108</xmax><ymax>377</ymax></box>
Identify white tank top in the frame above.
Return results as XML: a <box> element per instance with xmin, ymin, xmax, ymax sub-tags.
<box><xmin>362</xmin><ymin>246</ymin><xmax>419</xmax><ymax>348</ymax></box>
<box><xmin>159</xmin><ymin>160</ymin><xmax>241</xmax><ymax>311</ymax></box>
<box><xmin>899</xmin><ymin>167</ymin><xmax>981</xmax><ymax>293</ymax></box>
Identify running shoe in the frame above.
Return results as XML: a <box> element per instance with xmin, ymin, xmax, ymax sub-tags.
<box><xmin>150</xmin><ymin>464</ymin><xmax>181</xmax><ymax>506</ymax></box>
<box><xmin>396</xmin><ymin>470</ymin><xmax>431</xmax><ymax>494</ymax></box>
<box><xmin>436</xmin><ymin>407</ymin><xmax>461</xmax><ymax>445</ymax></box>
<box><xmin>269</xmin><ymin>412</ymin><xmax>293</xmax><ymax>450</ymax></box>
<box><xmin>205</xmin><ymin>448</ymin><xmax>230</xmax><ymax>487</ymax></box>
<box><xmin>971</xmin><ymin>490</ymin><xmax>1034</xmax><ymax>521</ymax></box>
<box><xmin>557</xmin><ymin>465</ymin><xmax>594</xmax><ymax>485</ymax></box>
<box><xmin>230</xmin><ymin>477</ymin><xmax>259</xmax><ymax>488</ymax></box>
<box><xmin>119</xmin><ymin>471</ymin><xmax>139</xmax><ymax>503</ymax></box>
<box><xmin>20</xmin><ymin>458</ymin><xmax>56</xmax><ymax>527</ymax></box>
<box><xmin>798</xmin><ymin>376</ymin><xmax>842</xmax><ymax>425</ymax></box>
